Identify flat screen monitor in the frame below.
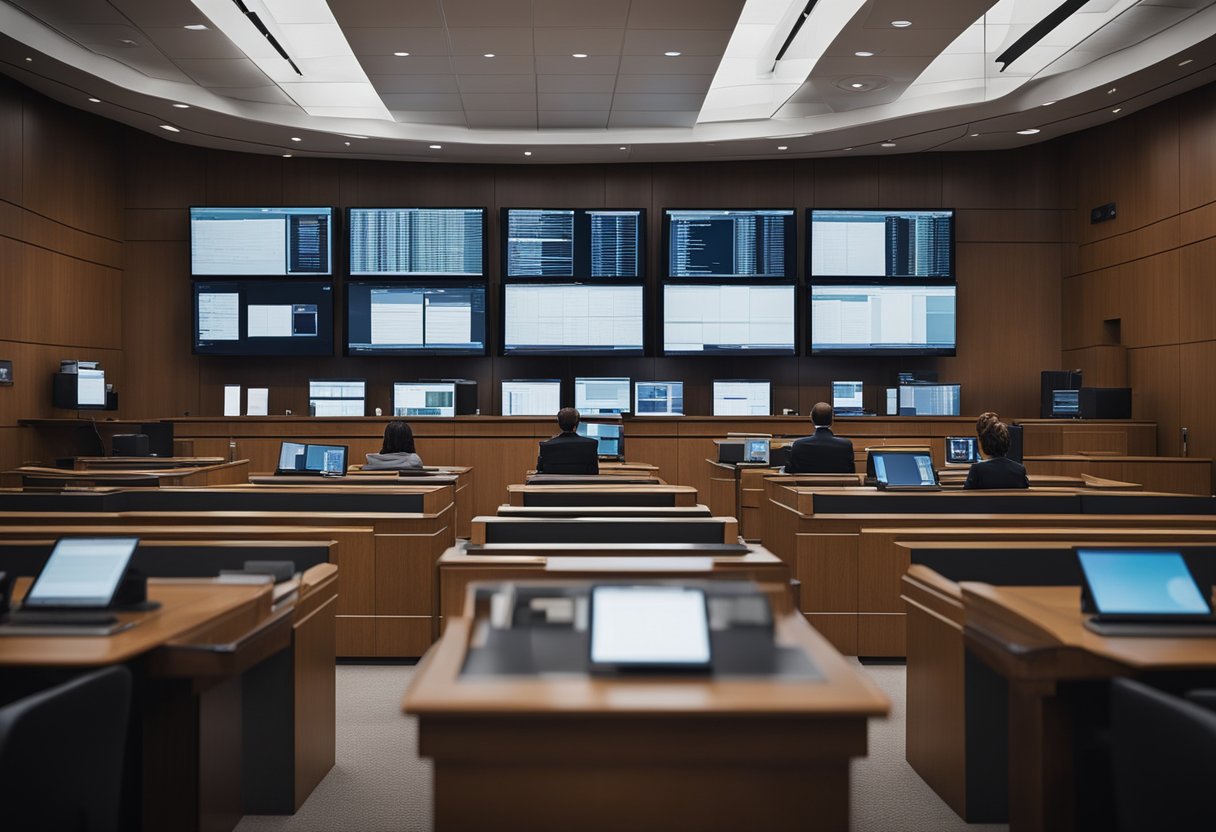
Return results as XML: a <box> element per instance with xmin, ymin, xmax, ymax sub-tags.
<box><xmin>810</xmin><ymin>209</ymin><xmax>954</xmax><ymax>278</ymax></box>
<box><xmin>832</xmin><ymin>381</ymin><xmax>864</xmax><ymax>412</ymax></box>
<box><xmin>589</xmin><ymin>585</ymin><xmax>711</xmax><ymax>670</ymax></box>
<box><xmin>76</xmin><ymin>368</ymin><xmax>107</xmax><ymax>409</ymax></box>
<box><xmin>308</xmin><ymin>379</ymin><xmax>365</xmax><ymax>417</ymax></box>
<box><xmin>886</xmin><ymin>387</ymin><xmax>898</xmax><ymax>416</ymax></box>
<box><xmin>503</xmin><ymin>283</ymin><xmax>643</xmax><ymax>355</ymax></box>
<box><xmin>870</xmin><ymin>450</ymin><xmax>938</xmax><ymax>487</ymax></box>
<box><xmin>190</xmin><ymin>207</ymin><xmax>332</xmax><ymax>276</ymax></box>
<box><xmin>502</xmin><ymin>379</ymin><xmax>561</xmax><ymax>417</ymax></box>
<box><xmin>577</xmin><ymin>421</ymin><xmax>624</xmax><ymax>459</ymax></box>
<box><xmin>663</xmin><ymin>283</ymin><xmax>795</xmax><ymax>355</ymax></box>
<box><xmin>665</xmin><ymin>209</ymin><xmax>796</xmax><ymax>278</ymax></box>
<box><xmin>1076</xmin><ymin>549</ymin><xmax>1212</xmax><ymax>617</ymax></box>
<box><xmin>945</xmin><ymin>436</ymin><xmax>981</xmax><ymax>465</ymax></box>
<box><xmin>1051</xmin><ymin>389</ymin><xmax>1081</xmax><ymax>418</ymax></box>
<box><xmin>193</xmin><ymin>280</ymin><xmax>333</xmax><ymax>356</ymax></box>
<box><xmin>745</xmin><ymin>439</ymin><xmax>770</xmax><ymax>464</ymax></box>
<box><xmin>348</xmin><ymin>207</ymin><xmax>484</xmax><ymax>277</ymax></box>
<box><xmin>635</xmin><ymin>381</ymin><xmax>684</xmax><ymax>416</ymax></box>
<box><xmin>22</xmin><ymin>537</ymin><xmax>139</xmax><ymax>609</ymax></box>
<box><xmin>346</xmin><ymin>282</ymin><xmax>487</xmax><ymax>355</ymax></box>
<box><xmin>503</xmin><ymin>208</ymin><xmax>644</xmax><ymax>278</ymax></box>
<box><xmin>393</xmin><ymin>382</ymin><xmax>456</xmax><ymax>417</ymax></box>
<box><xmin>712</xmin><ymin>380</ymin><xmax>771</xmax><ymax>417</ymax></box>
<box><xmin>811</xmin><ymin>282</ymin><xmax>956</xmax><ymax>355</ymax></box>
<box><xmin>898</xmin><ymin>384</ymin><xmax>961</xmax><ymax>416</ymax></box>
<box><xmin>575</xmin><ymin>377</ymin><xmax>631</xmax><ymax>415</ymax></box>
<box><xmin>275</xmin><ymin>442</ymin><xmax>348</xmax><ymax>475</ymax></box>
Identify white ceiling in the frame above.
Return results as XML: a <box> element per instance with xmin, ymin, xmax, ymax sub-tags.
<box><xmin>0</xmin><ymin>0</ymin><xmax>1214</xmax><ymax>163</ymax></box>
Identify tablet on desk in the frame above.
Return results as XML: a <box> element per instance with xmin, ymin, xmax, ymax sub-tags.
<box><xmin>589</xmin><ymin>585</ymin><xmax>712</xmax><ymax>672</ymax></box>
<box><xmin>22</xmin><ymin>537</ymin><xmax>139</xmax><ymax>610</ymax></box>
<box><xmin>1077</xmin><ymin>548</ymin><xmax>1215</xmax><ymax>625</ymax></box>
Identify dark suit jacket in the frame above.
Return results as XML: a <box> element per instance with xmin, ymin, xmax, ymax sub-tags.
<box><xmin>963</xmin><ymin>455</ymin><xmax>1030</xmax><ymax>490</ymax></box>
<box><xmin>785</xmin><ymin>427</ymin><xmax>855</xmax><ymax>474</ymax></box>
<box><xmin>536</xmin><ymin>431</ymin><xmax>600</xmax><ymax>475</ymax></box>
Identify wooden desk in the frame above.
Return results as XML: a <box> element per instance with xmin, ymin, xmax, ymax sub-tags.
<box><xmin>961</xmin><ymin>582</ymin><xmax>1216</xmax><ymax>832</ymax></box>
<box><xmin>507</xmin><ymin>483</ymin><xmax>697</xmax><ymax>507</ymax></box>
<box><xmin>404</xmin><ymin>583</ymin><xmax>889</xmax><ymax>832</ymax></box>
<box><xmin>1</xmin><ymin>460</ymin><xmax>251</xmax><ymax>488</ymax></box>
<box><xmin>1025</xmin><ymin>454</ymin><xmax>1213</xmax><ymax>495</ymax></box>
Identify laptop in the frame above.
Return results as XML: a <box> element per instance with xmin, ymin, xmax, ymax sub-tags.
<box><xmin>14</xmin><ymin>537</ymin><xmax>139</xmax><ymax>615</ymax></box>
<box><xmin>1077</xmin><ymin>548</ymin><xmax>1216</xmax><ymax>634</ymax></box>
<box><xmin>743</xmin><ymin>439</ymin><xmax>770</xmax><ymax>465</ymax></box>
<box><xmin>871</xmin><ymin>450</ymin><xmax>940</xmax><ymax>491</ymax></box>
<box><xmin>275</xmin><ymin>442</ymin><xmax>348</xmax><ymax>476</ymax></box>
<box><xmin>944</xmin><ymin>436</ymin><xmax>981</xmax><ymax>466</ymax></box>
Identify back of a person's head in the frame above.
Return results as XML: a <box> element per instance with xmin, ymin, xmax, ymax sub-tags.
<box><xmin>557</xmin><ymin>407</ymin><xmax>580</xmax><ymax>432</ymax></box>
<box><xmin>811</xmin><ymin>401</ymin><xmax>834</xmax><ymax>428</ymax></box>
<box><xmin>979</xmin><ymin>418</ymin><xmax>1011</xmax><ymax>458</ymax></box>
<box><xmin>381</xmin><ymin>420</ymin><xmax>416</xmax><ymax>454</ymax></box>
<box><xmin>976</xmin><ymin>411</ymin><xmax>1000</xmax><ymax>437</ymax></box>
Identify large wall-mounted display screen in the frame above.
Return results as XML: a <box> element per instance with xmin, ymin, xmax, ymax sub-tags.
<box><xmin>664</xmin><ymin>209</ymin><xmax>796</xmax><ymax>278</ymax></box>
<box><xmin>190</xmin><ymin>207</ymin><xmax>332</xmax><ymax>276</ymax></box>
<box><xmin>503</xmin><ymin>283</ymin><xmax>644</xmax><ymax>355</ymax></box>
<box><xmin>663</xmin><ymin>283</ymin><xmax>795</xmax><ymax>355</ymax></box>
<box><xmin>810</xmin><ymin>209</ymin><xmax>954</xmax><ymax>278</ymax></box>
<box><xmin>810</xmin><ymin>282</ymin><xmax>956</xmax><ymax>355</ymax></box>
<box><xmin>193</xmin><ymin>280</ymin><xmax>334</xmax><ymax>356</ymax></box>
<box><xmin>346</xmin><ymin>282</ymin><xmax>487</xmax><ymax>355</ymax></box>
<box><xmin>348</xmin><ymin>208</ymin><xmax>485</xmax><ymax>277</ymax></box>
<box><xmin>503</xmin><ymin>208</ymin><xmax>643</xmax><ymax>278</ymax></box>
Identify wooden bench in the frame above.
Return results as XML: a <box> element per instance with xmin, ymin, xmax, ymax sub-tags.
<box><xmin>496</xmin><ymin>505</ymin><xmax>713</xmax><ymax>518</ymax></box>
<box><xmin>507</xmin><ymin>483</ymin><xmax>697</xmax><ymax>507</ymax></box>
<box><xmin>471</xmin><ymin>515</ymin><xmax>740</xmax><ymax>546</ymax></box>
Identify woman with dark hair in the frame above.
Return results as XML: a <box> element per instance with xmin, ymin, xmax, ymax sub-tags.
<box><xmin>364</xmin><ymin>420</ymin><xmax>423</xmax><ymax>470</ymax></box>
<box><xmin>964</xmin><ymin>412</ymin><xmax>1030</xmax><ymax>489</ymax></box>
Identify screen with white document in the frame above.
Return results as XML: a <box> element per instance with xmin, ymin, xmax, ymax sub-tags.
<box><xmin>810</xmin><ymin>209</ymin><xmax>953</xmax><ymax>278</ymax></box>
<box><xmin>810</xmin><ymin>282</ymin><xmax>956</xmax><ymax>355</ymax></box>
<box><xmin>193</xmin><ymin>280</ymin><xmax>333</xmax><ymax>356</ymax></box>
<box><xmin>635</xmin><ymin>381</ymin><xmax>684</xmax><ymax>416</ymax></box>
<box><xmin>712</xmin><ymin>380</ymin><xmax>771</xmax><ymax>416</ymax></box>
<box><xmin>348</xmin><ymin>207</ymin><xmax>484</xmax><ymax>277</ymax></box>
<box><xmin>191</xmin><ymin>207</ymin><xmax>332</xmax><ymax>276</ymax></box>
<box><xmin>663</xmin><ymin>283</ymin><xmax>795</xmax><ymax>354</ymax></box>
<box><xmin>24</xmin><ymin>537</ymin><xmax>139</xmax><ymax>608</ymax></box>
<box><xmin>309</xmin><ymin>379</ymin><xmax>365</xmax><ymax>417</ymax></box>
<box><xmin>393</xmin><ymin>382</ymin><xmax>456</xmax><ymax>417</ymax></box>
<box><xmin>501</xmin><ymin>380</ymin><xmax>562</xmax><ymax>416</ymax></box>
<box><xmin>503</xmin><ymin>283</ymin><xmax>644</xmax><ymax>355</ymax></box>
<box><xmin>346</xmin><ymin>282</ymin><xmax>487</xmax><ymax>355</ymax></box>
<box><xmin>575</xmin><ymin>377</ymin><xmax>631</xmax><ymax>415</ymax></box>
<box><xmin>589</xmin><ymin>586</ymin><xmax>711</xmax><ymax>668</ymax></box>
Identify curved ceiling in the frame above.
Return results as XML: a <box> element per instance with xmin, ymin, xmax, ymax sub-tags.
<box><xmin>0</xmin><ymin>0</ymin><xmax>1214</xmax><ymax>163</ymax></box>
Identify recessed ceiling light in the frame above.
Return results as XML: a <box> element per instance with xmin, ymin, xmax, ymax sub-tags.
<box><xmin>970</xmin><ymin>133</ymin><xmax>980</xmax><ymax>137</ymax></box>
<box><xmin>119</xmin><ymin>39</ymin><xmax>138</xmax><ymax>45</ymax></box>
<box><xmin>850</xmin><ymin>82</ymin><xmax>865</xmax><ymax>89</ymax></box>
<box><xmin>290</xmin><ymin>136</ymin><xmax>302</xmax><ymax>142</ymax></box>
<box><xmin>619</xmin><ymin>146</ymin><xmax>627</xmax><ymax>150</ymax></box>
<box><xmin>344</xmin><ymin>134</ymin><xmax>368</xmax><ymax>140</ymax></box>
<box><xmin>160</xmin><ymin>124</ymin><xmax>180</xmax><ymax>132</ymax></box>
<box><xmin>777</xmin><ymin>145</ymin><xmax>788</xmax><ymax>150</ymax></box>
<box><xmin>664</xmin><ymin>51</ymin><xmax>682</xmax><ymax>57</ymax></box>
<box><xmin>891</xmin><ymin>20</ymin><xmax>912</xmax><ymax>28</ymax></box>
<box><xmin>1112</xmin><ymin>108</ymin><xmax>1122</xmax><ymax>113</ymax></box>
<box><xmin>854</xmin><ymin>51</ymin><xmax>874</xmax><ymax>57</ymax></box>
<box><xmin>344</xmin><ymin>141</ymin><xmax>350</xmax><ymax>146</ymax></box>
<box><xmin>1017</xmin><ymin>128</ymin><xmax>1041</xmax><ymax>135</ymax></box>
<box><xmin>524</xmin><ymin>151</ymin><xmax>532</xmax><ymax>156</ymax></box>
<box><xmin>87</xmin><ymin>97</ymin><xmax>101</xmax><ymax>103</ymax></box>
<box><xmin>282</xmin><ymin>154</ymin><xmax>292</xmax><ymax>158</ymax></box>
<box><xmin>572</xmin><ymin>53</ymin><xmax>588</xmax><ymax>58</ymax></box>
<box><xmin>1179</xmin><ymin>58</ymin><xmax>1193</xmax><ymax>66</ymax></box>
<box><xmin>393</xmin><ymin>51</ymin><xmax>410</xmax><ymax>57</ymax></box>
<box><xmin>23</xmin><ymin>57</ymin><xmax>31</xmax><ymax>62</ymax></box>
<box><xmin>183</xmin><ymin>24</ymin><xmax>208</xmax><ymax>31</ymax></box>
<box><xmin>172</xmin><ymin>103</ymin><xmax>190</xmax><ymax>109</ymax></box>
<box><xmin>881</xmin><ymin>142</ymin><xmax>896</xmax><ymax>147</ymax></box>
<box><xmin>1107</xmin><ymin>87</ymin><xmax>1117</xmax><ymax>94</ymax></box>
<box><xmin>1042</xmin><ymin>101</ymin><xmax>1055</xmax><ymax>106</ymax></box>
<box><xmin>844</xmin><ymin>147</ymin><xmax>853</xmax><ymax>151</ymax></box>
<box><xmin>429</xmin><ymin>144</ymin><xmax>442</xmax><ymax>149</ymax></box>
<box><xmin>483</xmin><ymin>53</ymin><xmax>496</xmax><ymax>58</ymax></box>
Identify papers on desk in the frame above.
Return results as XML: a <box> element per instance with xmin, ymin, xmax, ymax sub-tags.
<box><xmin>224</xmin><ymin>384</ymin><xmax>241</xmax><ymax>417</ymax></box>
<box><xmin>545</xmin><ymin>557</ymin><xmax>715</xmax><ymax>573</ymax></box>
<box><xmin>247</xmin><ymin>387</ymin><xmax>269</xmax><ymax>416</ymax></box>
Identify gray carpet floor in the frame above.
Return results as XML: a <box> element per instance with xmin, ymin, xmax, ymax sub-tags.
<box><xmin>235</xmin><ymin>662</ymin><xmax>1008</xmax><ymax>832</ymax></box>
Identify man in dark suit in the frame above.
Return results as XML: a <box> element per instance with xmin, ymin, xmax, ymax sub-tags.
<box><xmin>785</xmin><ymin>402</ymin><xmax>855</xmax><ymax>474</ymax></box>
<box><xmin>964</xmin><ymin>414</ymin><xmax>1030</xmax><ymax>489</ymax></box>
<box><xmin>536</xmin><ymin>407</ymin><xmax>599</xmax><ymax>474</ymax></box>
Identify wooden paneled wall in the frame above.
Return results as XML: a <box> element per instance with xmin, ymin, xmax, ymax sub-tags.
<box><xmin>0</xmin><ymin>78</ymin><xmax>124</xmax><ymax>468</ymax></box>
<box><xmin>1061</xmin><ymin>83</ymin><xmax>1216</xmax><ymax>459</ymax></box>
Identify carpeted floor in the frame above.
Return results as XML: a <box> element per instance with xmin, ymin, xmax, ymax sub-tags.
<box><xmin>235</xmin><ymin>662</ymin><xmax>1008</xmax><ymax>832</ymax></box>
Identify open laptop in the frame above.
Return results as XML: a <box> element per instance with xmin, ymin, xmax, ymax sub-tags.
<box><xmin>743</xmin><ymin>439</ymin><xmax>770</xmax><ymax>464</ymax></box>
<box><xmin>1</xmin><ymin>537</ymin><xmax>141</xmax><ymax>632</ymax></box>
<box><xmin>275</xmin><ymin>441</ymin><xmax>348</xmax><ymax>476</ymax></box>
<box><xmin>871</xmin><ymin>450</ymin><xmax>940</xmax><ymax>491</ymax></box>
<box><xmin>944</xmin><ymin>436</ymin><xmax>981</xmax><ymax>466</ymax></box>
<box><xmin>576</xmin><ymin>422</ymin><xmax>624</xmax><ymax>461</ymax></box>
<box><xmin>1077</xmin><ymin>548</ymin><xmax>1216</xmax><ymax>635</ymax></box>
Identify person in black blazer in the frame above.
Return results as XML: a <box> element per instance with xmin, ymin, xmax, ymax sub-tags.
<box><xmin>964</xmin><ymin>413</ymin><xmax>1030</xmax><ymax>489</ymax></box>
<box><xmin>784</xmin><ymin>402</ymin><xmax>855</xmax><ymax>474</ymax></box>
<box><xmin>536</xmin><ymin>407</ymin><xmax>600</xmax><ymax>474</ymax></box>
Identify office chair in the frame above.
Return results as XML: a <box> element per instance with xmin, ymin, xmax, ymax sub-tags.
<box><xmin>1110</xmin><ymin>677</ymin><xmax>1216</xmax><ymax>832</ymax></box>
<box><xmin>0</xmin><ymin>666</ymin><xmax>133</xmax><ymax>832</ymax></box>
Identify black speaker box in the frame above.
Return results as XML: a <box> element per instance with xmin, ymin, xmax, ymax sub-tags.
<box><xmin>112</xmin><ymin>433</ymin><xmax>150</xmax><ymax>457</ymax></box>
<box><xmin>1079</xmin><ymin>387</ymin><xmax>1132</xmax><ymax>420</ymax></box>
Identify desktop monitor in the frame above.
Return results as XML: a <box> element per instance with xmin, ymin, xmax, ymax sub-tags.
<box><xmin>501</xmin><ymin>380</ymin><xmax>562</xmax><ymax>417</ymax></box>
<box><xmin>393</xmin><ymin>382</ymin><xmax>456</xmax><ymax>417</ymax></box>
<box><xmin>53</xmin><ymin>367</ymin><xmax>107</xmax><ymax>410</ymax></box>
<box><xmin>22</xmin><ymin>537</ymin><xmax>140</xmax><ymax>609</ymax></box>
<box><xmin>503</xmin><ymin>208</ymin><xmax>644</xmax><ymax>278</ymax></box>
<box><xmin>193</xmin><ymin>280</ymin><xmax>334</xmax><ymax>356</ymax></box>
<box><xmin>345</xmin><ymin>282</ymin><xmax>487</xmax><ymax>355</ymax></box>
<box><xmin>744</xmin><ymin>439</ymin><xmax>770</xmax><ymax>464</ymax></box>
<box><xmin>662</xmin><ymin>283</ymin><xmax>795</xmax><ymax>355</ymax></box>
<box><xmin>868</xmin><ymin>450</ymin><xmax>938</xmax><ymax>487</ymax></box>
<box><xmin>1051</xmin><ymin>389</ymin><xmax>1081</xmax><ymax>418</ymax></box>
<box><xmin>898</xmin><ymin>384</ymin><xmax>962</xmax><ymax>416</ymax></box>
<box><xmin>575</xmin><ymin>377</ymin><xmax>631</xmax><ymax>415</ymax></box>
<box><xmin>664</xmin><ymin>209</ymin><xmax>796</xmax><ymax>278</ymax></box>
<box><xmin>347</xmin><ymin>207</ymin><xmax>485</xmax><ymax>277</ymax></box>
<box><xmin>945</xmin><ymin>436</ymin><xmax>981</xmax><ymax>465</ymax></box>
<box><xmin>276</xmin><ymin>442</ymin><xmax>348</xmax><ymax>475</ymax></box>
<box><xmin>308</xmin><ymin>379</ymin><xmax>365</xmax><ymax>417</ymax></box>
<box><xmin>1076</xmin><ymin>549</ymin><xmax>1213</xmax><ymax>618</ymax></box>
<box><xmin>809</xmin><ymin>209</ymin><xmax>954</xmax><ymax>278</ymax></box>
<box><xmin>712</xmin><ymin>380</ymin><xmax>771</xmax><ymax>417</ymax></box>
<box><xmin>190</xmin><ymin>207</ymin><xmax>332</xmax><ymax>276</ymax></box>
<box><xmin>810</xmin><ymin>282</ymin><xmax>956</xmax><ymax>355</ymax></box>
<box><xmin>832</xmin><ymin>381</ymin><xmax>864</xmax><ymax>413</ymax></box>
<box><xmin>634</xmin><ymin>381</ymin><xmax>684</xmax><ymax>416</ymax></box>
<box><xmin>503</xmin><ymin>283</ymin><xmax>644</xmax><ymax>355</ymax></box>
<box><xmin>577</xmin><ymin>421</ymin><xmax>624</xmax><ymax>459</ymax></box>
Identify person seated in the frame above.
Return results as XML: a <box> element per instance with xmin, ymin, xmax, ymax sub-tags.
<box><xmin>364</xmin><ymin>420</ymin><xmax>424</xmax><ymax>471</ymax></box>
<box><xmin>964</xmin><ymin>413</ymin><xmax>1030</xmax><ymax>489</ymax></box>
<box><xmin>784</xmin><ymin>402</ymin><xmax>855</xmax><ymax>474</ymax></box>
<box><xmin>536</xmin><ymin>407</ymin><xmax>599</xmax><ymax>475</ymax></box>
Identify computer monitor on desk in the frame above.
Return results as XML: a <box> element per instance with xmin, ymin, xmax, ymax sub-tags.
<box><xmin>944</xmin><ymin>436</ymin><xmax>980</xmax><ymax>466</ymax></box>
<box><xmin>577</xmin><ymin>421</ymin><xmax>624</xmax><ymax>460</ymax></box>
<box><xmin>867</xmin><ymin>449</ymin><xmax>939</xmax><ymax>489</ymax></box>
<box><xmin>394</xmin><ymin>382</ymin><xmax>456</xmax><ymax>417</ymax></box>
<box><xmin>832</xmin><ymin>381</ymin><xmax>865</xmax><ymax>415</ymax></box>
<box><xmin>502</xmin><ymin>380</ymin><xmax>561</xmax><ymax>416</ymax></box>
<box><xmin>575</xmin><ymin>377</ymin><xmax>630</xmax><ymax>415</ymax></box>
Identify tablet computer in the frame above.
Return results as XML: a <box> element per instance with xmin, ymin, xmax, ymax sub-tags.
<box><xmin>744</xmin><ymin>439</ymin><xmax>770</xmax><ymax>464</ymax></box>
<box><xmin>22</xmin><ymin>537</ymin><xmax>139</xmax><ymax>610</ymax></box>
<box><xmin>1076</xmin><ymin>548</ymin><xmax>1215</xmax><ymax>623</ymax></box>
<box><xmin>589</xmin><ymin>585</ymin><xmax>712</xmax><ymax>672</ymax></box>
<box><xmin>944</xmin><ymin>436</ymin><xmax>980</xmax><ymax>465</ymax></box>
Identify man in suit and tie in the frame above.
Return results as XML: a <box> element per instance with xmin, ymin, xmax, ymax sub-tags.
<box><xmin>784</xmin><ymin>402</ymin><xmax>855</xmax><ymax>474</ymax></box>
<box><xmin>536</xmin><ymin>407</ymin><xmax>600</xmax><ymax>474</ymax></box>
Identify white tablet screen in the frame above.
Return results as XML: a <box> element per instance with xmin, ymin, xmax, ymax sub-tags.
<box><xmin>590</xmin><ymin>586</ymin><xmax>711</xmax><ymax>666</ymax></box>
<box><xmin>25</xmin><ymin>537</ymin><xmax>139</xmax><ymax>608</ymax></box>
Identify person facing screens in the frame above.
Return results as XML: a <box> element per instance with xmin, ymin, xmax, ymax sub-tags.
<box><xmin>364</xmin><ymin>420</ymin><xmax>424</xmax><ymax>471</ymax></box>
<box><xmin>785</xmin><ymin>402</ymin><xmax>855</xmax><ymax>474</ymax></box>
<box><xmin>536</xmin><ymin>408</ymin><xmax>599</xmax><ymax>475</ymax></box>
<box><xmin>963</xmin><ymin>411</ymin><xmax>1029</xmax><ymax>489</ymax></box>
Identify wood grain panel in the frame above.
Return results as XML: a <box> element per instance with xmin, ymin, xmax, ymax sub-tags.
<box><xmin>0</xmin><ymin>79</ymin><xmax>21</xmax><ymax>205</ymax></box>
<box><xmin>1130</xmin><ymin>345</ymin><xmax>1181</xmax><ymax>455</ymax></box>
<box><xmin>1178</xmin><ymin>236</ymin><xmax>1216</xmax><ymax>343</ymax></box>
<box><xmin>123</xmin><ymin>241</ymin><xmax>199</xmax><ymax>418</ymax></box>
<box><xmin>1180</xmin><ymin>200</ymin><xmax>1216</xmax><ymax>246</ymax></box>
<box><xmin>794</xmin><ymin>533</ymin><xmax>856</xmax><ymax>613</ymax></box>
<box><xmin>955</xmin><ymin>209</ymin><xmax>1066</xmax><ymax>244</ymax></box>
<box><xmin>205</xmin><ymin>149</ymin><xmax>284</xmax><ymax>205</ymax></box>
<box><xmin>941</xmin><ymin>145</ymin><xmax>1061</xmax><ymax>210</ymax></box>
<box><xmin>1179</xmin><ymin>341</ymin><xmax>1216</xmax><ymax>465</ymax></box>
<box><xmin>1178</xmin><ymin>83</ymin><xmax>1216</xmax><ymax>213</ymax></box>
<box><xmin>877</xmin><ymin>154</ymin><xmax>942</xmax><ymax>208</ymax></box>
<box><xmin>813</xmin><ymin>156</ymin><xmax>879</xmax><ymax>207</ymax></box>
<box><xmin>1076</xmin><ymin>215</ymin><xmax>1179</xmax><ymax>274</ymax></box>
<box><xmin>1060</xmin><ymin>345</ymin><xmax>1127</xmax><ymax>387</ymax></box>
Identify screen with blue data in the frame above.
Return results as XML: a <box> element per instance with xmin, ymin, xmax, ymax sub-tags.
<box><xmin>1077</xmin><ymin>550</ymin><xmax>1212</xmax><ymax>615</ymax></box>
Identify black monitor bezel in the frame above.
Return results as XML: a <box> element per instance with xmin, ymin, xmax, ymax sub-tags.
<box><xmin>807</xmin><ymin>207</ymin><xmax>956</xmax><ymax>280</ymax></box>
<box><xmin>188</xmin><ymin>205</ymin><xmax>336</xmax><ymax>278</ymax></box>
<box><xmin>346</xmin><ymin>206</ymin><xmax>488</xmax><ymax>279</ymax></box>
<box><xmin>500</xmin><ymin>207</ymin><xmax>647</xmax><ymax>280</ymax></box>
<box><xmin>662</xmin><ymin>207</ymin><xmax>798</xmax><ymax>280</ymax></box>
<box><xmin>192</xmin><ymin>278</ymin><xmax>336</xmax><ymax>357</ymax></box>
<box><xmin>807</xmin><ymin>277</ymin><xmax>957</xmax><ymax>356</ymax></box>
<box><xmin>344</xmin><ymin>279</ymin><xmax>490</xmax><ymax>357</ymax></box>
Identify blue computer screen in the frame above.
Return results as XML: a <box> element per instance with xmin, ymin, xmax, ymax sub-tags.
<box><xmin>873</xmin><ymin>452</ymin><xmax>936</xmax><ymax>486</ymax></box>
<box><xmin>1077</xmin><ymin>550</ymin><xmax>1211</xmax><ymax>615</ymax></box>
